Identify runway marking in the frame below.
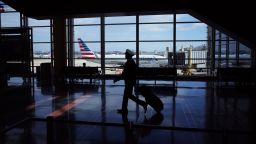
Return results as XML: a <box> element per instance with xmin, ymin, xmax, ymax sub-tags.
<box><xmin>49</xmin><ymin>94</ymin><xmax>92</xmax><ymax>118</ymax></box>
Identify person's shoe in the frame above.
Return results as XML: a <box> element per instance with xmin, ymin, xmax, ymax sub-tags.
<box><xmin>143</xmin><ymin>104</ymin><xmax>148</xmax><ymax>113</ymax></box>
<box><xmin>117</xmin><ymin>109</ymin><xmax>128</xmax><ymax>114</ymax></box>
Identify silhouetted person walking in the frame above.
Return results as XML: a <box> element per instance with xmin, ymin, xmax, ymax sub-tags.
<box><xmin>114</xmin><ymin>49</ymin><xmax>147</xmax><ymax>114</ymax></box>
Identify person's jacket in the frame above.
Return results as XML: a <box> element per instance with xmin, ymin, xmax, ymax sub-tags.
<box><xmin>121</xmin><ymin>58</ymin><xmax>137</xmax><ymax>85</ymax></box>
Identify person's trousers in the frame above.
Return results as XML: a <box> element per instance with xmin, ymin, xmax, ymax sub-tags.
<box><xmin>122</xmin><ymin>84</ymin><xmax>146</xmax><ymax>110</ymax></box>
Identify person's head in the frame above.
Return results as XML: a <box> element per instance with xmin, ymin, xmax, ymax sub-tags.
<box><xmin>125</xmin><ymin>49</ymin><xmax>134</xmax><ymax>59</ymax></box>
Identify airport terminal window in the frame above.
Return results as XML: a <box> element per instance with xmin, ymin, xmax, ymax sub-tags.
<box><xmin>74</xmin><ymin>26</ymin><xmax>100</xmax><ymax>41</ymax></box>
<box><xmin>28</xmin><ymin>18</ymin><xmax>51</xmax><ymax>69</ymax></box>
<box><xmin>105</xmin><ymin>42</ymin><xmax>136</xmax><ymax>74</ymax></box>
<box><xmin>240</xmin><ymin>44</ymin><xmax>251</xmax><ymax>57</ymax></box>
<box><xmin>139</xmin><ymin>24</ymin><xmax>173</xmax><ymax>40</ymax></box>
<box><xmin>212</xmin><ymin>30</ymin><xmax>252</xmax><ymax>69</ymax></box>
<box><xmin>73</xmin><ymin>18</ymin><xmax>101</xmax><ymax>69</ymax></box>
<box><xmin>176</xmin><ymin>41</ymin><xmax>208</xmax><ymax>71</ymax></box>
<box><xmin>138</xmin><ymin>14</ymin><xmax>173</xmax><ymax>72</ymax></box>
<box><xmin>1</xmin><ymin>12</ymin><xmax>21</xmax><ymax>27</ymax></box>
<box><xmin>103</xmin><ymin>16</ymin><xmax>136</xmax><ymax>74</ymax></box>
<box><xmin>175</xmin><ymin>14</ymin><xmax>208</xmax><ymax>76</ymax></box>
<box><xmin>215</xmin><ymin>30</ymin><xmax>220</xmax><ymax>40</ymax></box>
<box><xmin>105</xmin><ymin>16</ymin><xmax>135</xmax><ymax>24</ymax></box>
<box><xmin>0</xmin><ymin>2</ymin><xmax>15</xmax><ymax>12</ymax></box>
<box><xmin>239</xmin><ymin>44</ymin><xmax>251</xmax><ymax>67</ymax></box>
<box><xmin>105</xmin><ymin>25</ymin><xmax>136</xmax><ymax>41</ymax></box>
<box><xmin>139</xmin><ymin>42</ymin><xmax>172</xmax><ymax>67</ymax></box>
<box><xmin>228</xmin><ymin>41</ymin><xmax>238</xmax><ymax>67</ymax></box>
<box><xmin>176</xmin><ymin>14</ymin><xmax>200</xmax><ymax>22</ymax></box>
<box><xmin>71</xmin><ymin>14</ymin><xmax>212</xmax><ymax>75</ymax></box>
<box><xmin>0</xmin><ymin>2</ymin><xmax>21</xmax><ymax>27</ymax></box>
<box><xmin>1</xmin><ymin>2</ymin><xmax>252</xmax><ymax>78</ymax></box>
<box><xmin>74</xmin><ymin>17</ymin><xmax>100</xmax><ymax>25</ymax></box>
<box><xmin>176</xmin><ymin>23</ymin><xmax>207</xmax><ymax>40</ymax></box>
<box><xmin>139</xmin><ymin>14</ymin><xmax>173</xmax><ymax>23</ymax></box>
<box><xmin>33</xmin><ymin>43</ymin><xmax>51</xmax><ymax>66</ymax></box>
<box><xmin>73</xmin><ymin>42</ymin><xmax>101</xmax><ymax>66</ymax></box>
<box><xmin>229</xmin><ymin>41</ymin><xmax>237</xmax><ymax>54</ymax></box>
<box><xmin>28</xmin><ymin>18</ymin><xmax>50</xmax><ymax>26</ymax></box>
<box><xmin>32</xmin><ymin>27</ymin><xmax>51</xmax><ymax>42</ymax></box>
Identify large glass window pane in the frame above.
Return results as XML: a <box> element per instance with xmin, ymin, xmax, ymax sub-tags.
<box><xmin>33</xmin><ymin>43</ymin><xmax>51</xmax><ymax>55</ymax></box>
<box><xmin>215</xmin><ymin>42</ymin><xmax>227</xmax><ymax>68</ymax></box>
<box><xmin>74</xmin><ymin>26</ymin><xmax>100</xmax><ymax>41</ymax></box>
<box><xmin>33</xmin><ymin>43</ymin><xmax>51</xmax><ymax>66</ymax></box>
<box><xmin>176</xmin><ymin>41</ymin><xmax>208</xmax><ymax>75</ymax></box>
<box><xmin>28</xmin><ymin>18</ymin><xmax>50</xmax><ymax>26</ymax></box>
<box><xmin>105</xmin><ymin>42</ymin><xmax>135</xmax><ymax>74</ymax></box>
<box><xmin>74</xmin><ymin>42</ymin><xmax>101</xmax><ymax>57</ymax></box>
<box><xmin>1</xmin><ymin>12</ymin><xmax>20</xmax><ymax>27</ymax></box>
<box><xmin>221</xmin><ymin>33</ymin><xmax>227</xmax><ymax>39</ymax></box>
<box><xmin>229</xmin><ymin>41</ymin><xmax>236</xmax><ymax>55</ymax></box>
<box><xmin>176</xmin><ymin>41</ymin><xmax>207</xmax><ymax>50</ymax></box>
<box><xmin>0</xmin><ymin>4</ymin><xmax>16</xmax><ymax>12</ymax></box>
<box><xmin>139</xmin><ymin>14</ymin><xmax>173</xmax><ymax>23</ymax></box>
<box><xmin>176</xmin><ymin>14</ymin><xmax>200</xmax><ymax>22</ymax></box>
<box><xmin>105</xmin><ymin>25</ymin><xmax>136</xmax><ymax>41</ymax></box>
<box><xmin>139</xmin><ymin>42</ymin><xmax>172</xmax><ymax>67</ymax></box>
<box><xmin>215</xmin><ymin>30</ymin><xmax>220</xmax><ymax>40</ymax></box>
<box><xmin>176</xmin><ymin>23</ymin><xmax>207</xmax><ymax>40</ymax></box>
<box><xmin>239</xmin><ymin>44</ymin><xmax>251</xmax><ymax>67</ymax></box>
<box><xmin>228</xmin><ymin>41</ymin><xmax>237</xmax><ymax>67</ymax></box>
<box><xmin>105</xmin><ymin>42</ymin><xmax>136</xmax><ymax>54</ymax></box>
<box><xmin>74</xmin><ymin>42</ymin><xmax>101</xmax><ymax>67</ymax></box>
<box><xmin>32</xmin><ymin>27</ymin><xmax>50</xmax><ymax>42</ymax></box>
<box><xmin>140</xmin><ymin>24</ymin><xmax>173</xmax><ymax>40</ymax></box>
<box><xmin>215</xmin><ymin>40</ymin><xmax>221</xmax><ymax>58</ymax></box>
<box><xmin>74</xmin><ymin>17</ymin><xmax>100</xmax><ymax>25</ymax></box>
<box><xmin>239</xmin><ymin>44</ymin><xmax>251</xmax><ymax>56</ymax></box>
<box><xmin>105</xmin><ymin>16</ymin><xmax>135</xmax><ymax>24</ymax></box>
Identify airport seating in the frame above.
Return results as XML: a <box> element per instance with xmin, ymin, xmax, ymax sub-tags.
<box><xmin>6</xmin><ymin>63</ymin><xmax>31</xmax><ymax>77</ymax></box>
<box><xmin>136</xmin><ymin>67</ymin><xmax>177</xmax><ymax>87</ymax></box>
<box><xmin>217</xmin><ymin>68</ymin><xmax>256</xmax><ymax>86</ymax></box>
<box><xmin>63</xmin><ymin>66</ymin><xmax>100</xmax><ymax>84</ymax></box>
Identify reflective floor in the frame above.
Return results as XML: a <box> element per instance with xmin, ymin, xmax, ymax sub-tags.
<box><xmin>0</xmin><ymin>78</ymin><xmax>255</xmax><ymax>144</ymax></box>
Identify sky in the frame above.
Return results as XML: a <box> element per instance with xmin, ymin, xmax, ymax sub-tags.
<box><xmin>0</xmin><ymin>3</ymin><xmax>208</xmax><ymax>54</ymax></box>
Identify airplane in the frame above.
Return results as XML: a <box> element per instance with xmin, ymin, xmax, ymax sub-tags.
<box><xmin>33</xmin><ymin>53</ymin><xmax>51</xmax><ymax>58</ymax></box>
<box><xmin>78</xmin><ymin>38</ymin><xmax>169</xmax><ymax>67</ymax></box>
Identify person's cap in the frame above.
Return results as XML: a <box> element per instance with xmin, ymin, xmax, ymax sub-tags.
<box><xmin>125</xmin><ymin>49</ymin><xmax>135</xmax><ymax>56</ymax></box>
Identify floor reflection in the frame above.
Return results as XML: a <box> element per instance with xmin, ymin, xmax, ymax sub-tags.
<box><xmin>0</xmin><ymin>79</ymin><xmax>255</xmax><ymax>144</ymax></box>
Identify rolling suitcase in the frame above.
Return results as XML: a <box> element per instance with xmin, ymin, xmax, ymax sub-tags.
<box><xmin>138</xmin><ymin>85</ymin><xmax>163</xmax><ymax>113</ymax></box>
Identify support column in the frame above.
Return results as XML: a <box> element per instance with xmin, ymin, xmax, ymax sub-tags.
<box><xmin>136</xmin><ymin>15</ymin><xmax>139</xmax><ymax>66</ymax></box>
<box><xmin>67</xmin><ymin>18</ymin><xmax>74</xmax><ymax>67</ymax></box>
<box><xmin>173</xmin><ymin>13</ymin><xmax>176</xmax><ymax>68</ymax></box>
<box><xmin>101</xmin><ymin>16</ymin><xmax>105</xmax><ymax>75</ymax></box>
<box><xmin>211</xmin><ymin>27</ymin><xmax>216</xmax><ymax>75</ymax></box>
<box><xmin>52</xmin><ymin>18</ymin><xmax>66</xmax><ymax>82</ymax></box>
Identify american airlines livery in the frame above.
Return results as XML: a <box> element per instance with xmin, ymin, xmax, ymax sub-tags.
<box><xmin>78</xmin><ymin>38</ymin><xmax>168</xmax><ymax>67</ymax></box>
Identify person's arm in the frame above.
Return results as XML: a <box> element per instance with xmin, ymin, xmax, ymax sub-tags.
<box><xmin>113</xmin><ymin>65</ymin><xmax>125</xmax><ymax>83</ymax></box>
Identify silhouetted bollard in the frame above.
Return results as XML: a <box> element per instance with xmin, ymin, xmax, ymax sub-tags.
<box><xmin>47</xmin><ymin>116</ymin><xmax>54</xmax><ymax>144</ymax></box>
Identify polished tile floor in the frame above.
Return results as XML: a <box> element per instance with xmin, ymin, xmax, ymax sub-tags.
<box><xmin>0</xmin><ymin>78</ymin><xmax>255</xmax><ymax>144</ymax></box>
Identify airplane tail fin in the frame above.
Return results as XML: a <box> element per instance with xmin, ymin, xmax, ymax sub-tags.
<box><xmin>78</xmin><ymin>38</ymin><xmax>96</xmax><ymax>59</ymax></box>
<box><xmin>0</xmin><ymin>4</ymin><xmax>5</xmax><ymax>13</ymax></box>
